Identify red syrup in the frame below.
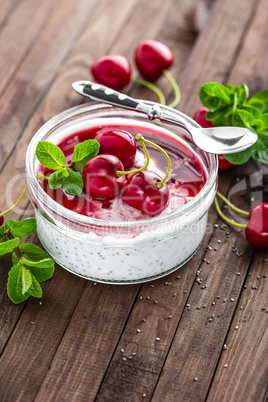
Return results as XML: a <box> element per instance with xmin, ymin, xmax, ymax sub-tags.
<box><xmin>37</xmin><ymin>123</ymin><xmax>207</xmax><ymax>221</ymax></box>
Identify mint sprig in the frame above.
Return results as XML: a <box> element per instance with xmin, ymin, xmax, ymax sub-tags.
<box><xmin>36</xmin><ymin>139</ymin><xmax>99</xmax><ymax>195</ymax></box>
<box><xmin>199</xmin><ymin>83</ymin><xmax>268</xmax><ymax>165</ymax></box>
<box><xmin>1</xmin><ymin>217</ymin><xmax>55</xmax><ymax>304</ymax></box>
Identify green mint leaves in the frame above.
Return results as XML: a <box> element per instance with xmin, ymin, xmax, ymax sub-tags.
<box><xmin>199</xmin><ymin>83</ymin><xmax>268</xmax><ymax>165</ymax></box>
<box><xmin>0</xmin><ymin>217</ymin><xmax>55</xmax><ymax>304</ymax></box>
<box><xmin>71</xmin><ymin>139</ymin><xmax>99</xmax><ymax>170</ymax></box>
<box><xmin>36</xmin><ymin>139</ymin><xmax>99</xmax><ymax>195</ymax></box>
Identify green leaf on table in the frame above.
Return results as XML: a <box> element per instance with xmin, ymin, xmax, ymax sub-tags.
<box><xmin>258</xmin><ymin>132</ymin><xmax>268</xmax><ymax>146</ymax></box>
<box><xmin>36</xmin><ymin>141</ymin><xmax>66</xmax><ymax>170</ymax></box>
<box><xmin>0</xmin><ymin>225</ymin><xmax>7</xmax><ymax>242</ymax></box>
<box><xmin>233</xmin><ymin>83</ymin><xmax>249</xmax><ymax>107</ymax></box>
<box><xmin>251</xmin><ymin>149</ymin><xmax>268</xmax><ymax>165</ymax></box>
<box><xmin>5</xmin><ymin>218</ymin><xmax>37</xmax><ymax>238</ymax></box>
<box><xmin>72</xmin><ymin>139</ymin><xmax>100</xmax><ymax>171</ymax></box>
<box><xmin>62</xmin><ymin>168</ymin><xmax>83</xmax><ymax>196</ymax></box>
<box><xmin>7</xmin><ymin>264</ymin><xmax>42</xmax><ymax>304</ymax></box>
<box><xmin>12</xmin><ymin>252</ymin><xmax>19</xmax><ymax>265</ymax></box>
<box><xmin>199</xmin><ymin>82</ymin><xmax>233</xmax><ymax>110</ymax></box>
<box><xmin>19</xmin><ymin>243</ymin><xmax>54</xmax><ymax>282</ymax></box>
<box><xmin>248</xmin><ymin>89</ymin><xmax>268</xmax><ymax>113</ymax></box>
<box><xmin>207</xmin><ymin>105</ymin><xmax>233</xmax><ymax>126</ymax></box>
<box><xmin>224</xmin><ymin>147</ymin><xmax>252</xmax><ymax>165</ymax></box>
<box><xmin>0</xmin><ymin>237</ymin><xmax>20</xmax><ymax>256</ymax></box>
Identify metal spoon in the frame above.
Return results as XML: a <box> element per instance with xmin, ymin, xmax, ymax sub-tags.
<box><xmin>72</xmin><ymin>80</ymin><xmax>257</xmax><ymax>154</ymax></box>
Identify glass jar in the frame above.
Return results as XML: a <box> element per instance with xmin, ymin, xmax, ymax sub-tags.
<box><xmin>26</xmin><ymin>102</ymin><xmax>218</xmax><ymax>284</ymax></box>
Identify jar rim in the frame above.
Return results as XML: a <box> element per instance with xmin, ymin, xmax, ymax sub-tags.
<box><xmin>26</xmin><ymin>102</ymin><xmax>218</xmax><ymax>228</ymax></box>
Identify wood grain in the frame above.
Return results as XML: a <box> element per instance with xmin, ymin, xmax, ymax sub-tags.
<box><xmin>0</xmin><ymin>0</ymin><xmax>61</xmax><ymax>96</ymax></box>
<box><xmin>0</xmin><ymin>0</ymin><xmax>99</xmax><ymax>172</ymax></box>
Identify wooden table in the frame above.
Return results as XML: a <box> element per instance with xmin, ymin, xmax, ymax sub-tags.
<box><xmin>0</xmin><ymin>0</ymin><xmax>267</xmax><ymax>400</ymax></box>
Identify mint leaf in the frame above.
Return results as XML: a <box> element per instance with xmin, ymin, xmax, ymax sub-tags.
<box><xmin>48</xmin><ymin>171</ymin><xmax>66</xmax><ymax>189</ymax></box>
<box><xmin>234</xmin><ymin>83</ymin><xmax>249</xmax><ymax>107</ymax></box>
<box><xmin>0</xmin><ymin>226</ymin><xmax>7</xmax><ymax>242</ymax></box>
<box><xmin>36</xmin><ymin>141</ymin><xmax>66</xmax><ymax>170</ymax></box>
<box><xmin>7</xmin><ymin>264</ymin><xmax>42</xmax><ymax>304</ymax></box>
<box><xmin>224</xmin><ymin>148</ymin><xmax>252</xmax><ymax>165</ymax></box>
<box><xmin>19</xmin><ymin>243</ymin><xmax>54</xmax><ymax>282</ymax></box>
<box><xmin>251</xmin><ymin>149</ymin><xmax>268</xmax><ymax>165</ymax></box>
<box><xmin>12</xmin><ymin>252</ymin><xmax>19</xmax><ymax>265</ymax></box>
<box><xmin>72</xmin><ymin>139</ymin><xmax>100</xmax><ymax>171</ymax></box>
<box><xmin>62</xmin><ymin>168</ymin><xmax>83</xmax><ymax>196</ymax></box>
<box><xmin>248</xmin><ymin>89</ymin><xmax>268</xmax><ymax>113</ymax></box>
<box><xmin>0</xmin><ymin>237</ymin><xmax>20</xmax><ymax>255</ymax></box>
<box><xmin>5</xmin><ymin>218</ymin><xmax>37</xmax><ymax>238</ymax></box>
<box><xmin>199</xmin><ymin>83</ymin><xmax>233</xmax><ymax>110</ymax></box>
<box><xmin>21</xmin><ymin>266</ymin><xmax>32</xmax><ymax>294</ymax></box>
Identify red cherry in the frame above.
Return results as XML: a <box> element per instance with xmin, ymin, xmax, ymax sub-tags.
<box><xmin>83</xmin><ymin>154</ymin><xmax>126</xmax><ymax>200</ymax></box>
<box><xmin>193</xmin><ymin>107</ymin><xmax>234</xmax><ymax>170</ymax></box>
<box><xmin>193</xmin><ymin>107</ymin><xmax>214</xmax><ymax>128</ymax></box>
<box><xmin>217</xmin><ymin>154</ymin><xmax>235</xmax><ymax>170</ymax></box>
<box><xmin>91</xmin><ymin>55</ymin><xmax>131</xmax><ymax>90</ymax></box>
<box><xmin>122</xmin><ymin>170</ymin><xmax>169</xmax><ymax>216</ymax></box>
<box><xmin>245</xmin><ymin>203</ymin><xmax>268</xmax><ymax>248</ymax></box>
<box><xmin>95</xmin><ymin>129</ymin><xmax>136</xmax><ymax>169</ymax></box>
<box><xmin>134</xmin><ymin>40</ymin><xmax>174</xmax><ymax>81</ymax></box>
<box><xmin>0</xmin><ymin>214</ymin><xmax>4</xmax><ymax>226</ymax></box>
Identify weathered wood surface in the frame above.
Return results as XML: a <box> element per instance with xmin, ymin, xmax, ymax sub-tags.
<box><xmin>0</xmin><ymin>0</ymin><xmax>267</xmax><ymax>401</ymax></box>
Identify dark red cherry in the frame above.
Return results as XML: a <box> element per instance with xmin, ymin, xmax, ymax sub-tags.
<box><xmin>0</xmin><ymin>214</ymin><xmax>4</xmax><ymax>226</ymax></box>
<box><xmin>134</xmin><ymin>40</ymin><xmax>174</xmax><ymax>81</ymax></box>
<box><xmin>95</xmin><ymin>129</ymin><xmax>136</xmax><ymax>169</ymax></box>
<box><xmin>193</xmin><ymin>107</ymin><xmax>214</xmax><ymax>128</ymax></box>
<box><xmin>245</xmin><ymin>203</ymin><xmax>268</xmax><ymax>248</ymax></box>
<box><xmin>91</xmin><ymin>55</ymin><xmax>131</xmax><ymax>90</ymax></box>
<box><xmin>193</xmin><ymin>107</ymin><xmax>234</xmax><ymax>170</ymax></box>
<box><xmin>122</xmin><ymin>170</ymin><xmax>169</xmax><ymax>216</ymax></box>
<box><xmin>83</xmin><ymin>154</ymin><xmax>126</xmax><ymax>200</ymax></box>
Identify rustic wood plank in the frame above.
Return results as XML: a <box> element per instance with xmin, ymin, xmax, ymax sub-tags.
<box><xmin>95</xmin><ymin>0</ymin><xmax>266</xmax><ymax>400</ymax></box>
<box><xmin>0</xmin><ymin>0</ymin><xmax>20</xmax><ymax>27</ymax></box>
<box><xmin>0</xmin><ymin>257</ymin><xmax>88</xmax><ymax>402</ymax></box>
<box><xmin>0</xmin><ymin>0</ymin><xmax>61</xmax><ymax>96</ymax></box>
<box><xmin>207</xmin><ymin>248</ymin><xmax>268</xmax><ymax>402</ymax></box>
<box><xmin>35</xmin><ymin>283</ymin><xmax>139</xmax><ymax>402</ymax></box>
<box><xmin>0</xmin><ymin>0</ymin><xmax>99</xmax><ymax>173</ymax></box>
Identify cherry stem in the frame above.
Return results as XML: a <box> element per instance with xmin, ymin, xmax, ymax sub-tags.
<box><xmin>116</xmin><ymin>135</ymin><xmax>171</xmax><ymax>188</ymax></box>
<box><xmin>163</xmin><ymin>70</ymin><xmax>181</xmax><ymax>108</ymax></box>
<box><xmin>214</xmin><ymin>195</ymin><xmax>247</xmax><ymax>228</ymax></box>
<box><xmin>37</xmin><ymin>173</ymin><xmax>49</xmax><ymax>182</ymax></box>
<box><xmin>116</xmin><ymin>137</ymin><xmax>150</xmax><ymax>177</ymax></box>
<box><xmin>138</xmin><ymin>135</ymin><xmax>171</xmax><ymax>189</ymax></box>
<box><xmin>0</xmin><ymin>185</ymin><xmax>27</xmax><ymax>217</ymax></box>
<box><xmin>216</xmin><ymin>191</ymin><xmax>249</xmax><ymax>216</ymax></box>
<box><xmin>131</xmin><ymin>77</ymin><xmax>166</xmax><ymax>105</ymax></box>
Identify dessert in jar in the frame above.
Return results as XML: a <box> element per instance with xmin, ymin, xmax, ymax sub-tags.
<box><xmin>26</xmin><ymin>102</ymin><xmax>218</xmax><ymax>284</ymax></box>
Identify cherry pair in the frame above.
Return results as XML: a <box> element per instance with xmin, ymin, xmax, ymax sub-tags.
<box><xmin>91</xmin><ymin>39</ymin><xmax>174</xmax><ymax>91</ymax></box>
<box><xmin>82</xmin><ymin>129</ymin><xmax>169</xmax><ymax>216</ymax></box>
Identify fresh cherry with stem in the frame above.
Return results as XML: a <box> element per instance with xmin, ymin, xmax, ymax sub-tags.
<box><xmin>121</xmin><ymin>134</ymin><xmax>171</xmax><ymax>216</ymax></box>
<box><xmin>134</xmin><ymin>39</ymin><xmax>181</xmax><ymax>108</ymax></box>
<box><xmin>95</xmin><ymin>129</ymin><xmax>137</xmax><ymax>169</ymax></box>
<box><xmin>83</xmin><ymin>154</ymin><xmax>126</xmax><ymax>200</ymax></box>
<box><xmin>214</xmin><ymin>191</ymin><xmax>268</xmax><ymax>248</ymax></box>
<box><xmin>91</xmin><ymin>55</ymin><xmax>132</xmax><ymax>91</ymax></box>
